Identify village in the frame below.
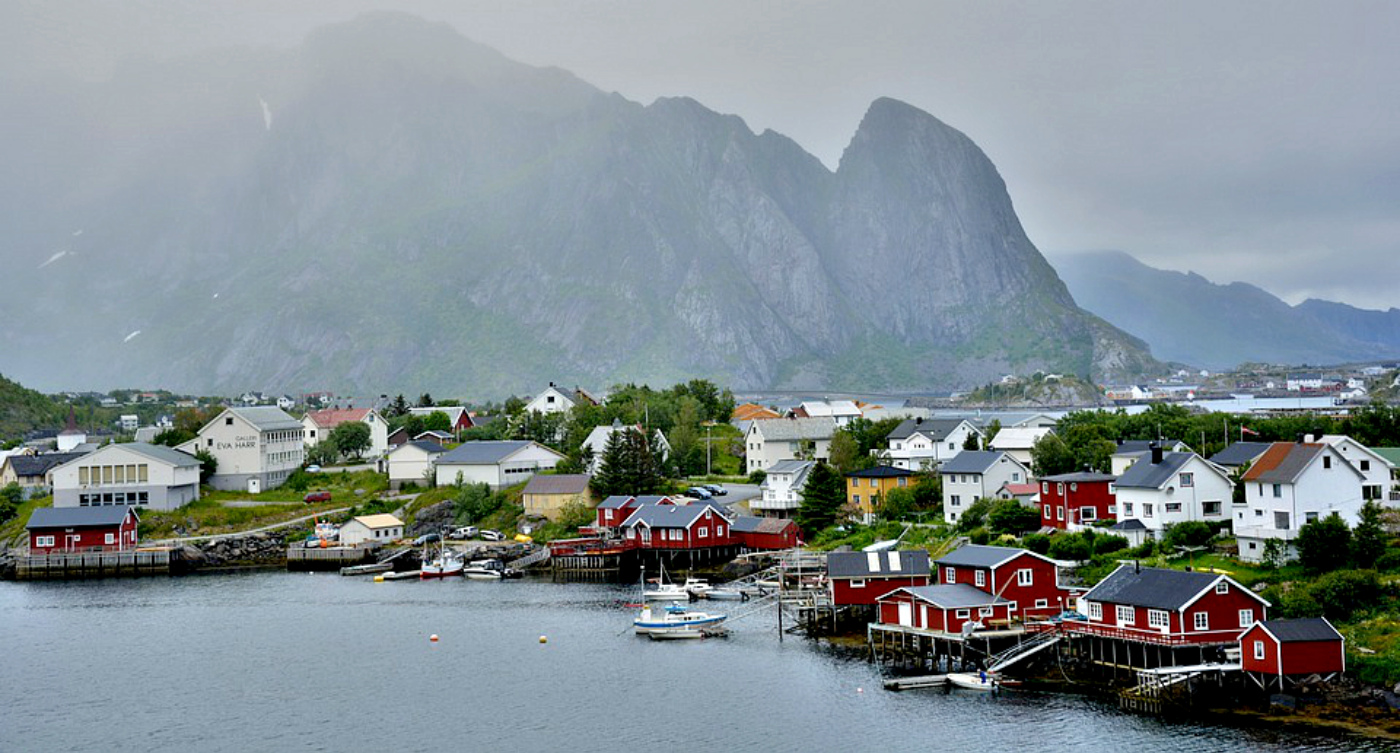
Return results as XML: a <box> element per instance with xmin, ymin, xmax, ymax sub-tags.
<box><xmin>5</xmin><ymin>371</ymin><xmax>1400</xmax><ymax>729</ymax></box>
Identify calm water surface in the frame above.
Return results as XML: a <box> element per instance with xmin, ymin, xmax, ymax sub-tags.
<box><xmin>1</xmin><ymin>571</ymin><xmax>1391</xmax><ymax>752</ymax></box>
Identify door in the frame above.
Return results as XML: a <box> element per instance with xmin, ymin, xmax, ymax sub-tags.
<box><xmin>247</xmin><ymin>478</ymin><xmax>261</xmax><ymax>494</ymax></box>
<box><xmin>66</xmin><ymin>534</ymin><xmax>80</xmax><ymax>552</ymax></box>
<box><xmin>919</xmin><ymin>605</ymin><xmax>929</xmax><ymax>629</ymax></box>
<box><xmin>897</xmin><ymin>602</ymin><xmax>913</xmax><ymax>627</ymax></box>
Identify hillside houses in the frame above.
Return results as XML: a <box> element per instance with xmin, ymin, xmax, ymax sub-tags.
<box><xmin>752</xmin><ymin>460</ymin><xmax>815</xmax><ymax>519</ymax></box>
<box><xmin>525</xmin><ymin>383</ymin><xmax>599</xmax><ymax>416</ymax></box>
<box><xmin>433</xmin><ymin>440</ymin><xmax>564</xmax><ymax>489</ymax></box>
<box><xmin>176</xmin><ymin>407</ymin><xmax>304</xmax><ymax>493</ymax></box>
<box><xmin>1113</xmin><ymin>446</ymin><xmax>1232</xmax><ymax>541</ymax></box>
<box><xmin>884</xmin><ymin>417</ymin><xmax>982</xmax><ymax>471</ymax></box>
<box><xmin>745</xmin><ymin>418</ymin><xmax>836</xmax><ymax>474</ymax></box>
<box><xmin>939</xmin><ymin>451</ymin><xmax>1029</xmax><ymax>525</ymax></box>
<box><xmin>988</xmin><ymin>426</ymin><xmax>1053</xmax><ymax>468</ymax></box>
<box><xmin>581</xmin><ymin>419</ymin><xmax>671</xmax><ymax>473</ymax></box>
<box><xmin>1236</xmin><ymin>441</ymin><xmax>1368</xmax><ymax>563</ymax></box>
<box><xmin>788</xmin><ymin>400</ymin><xmax>863</xmax><ymax>426</ymax></box>
<box><xmin>302</xmin><ymin>408</ymin><xmax>390</xmax><ymax>458</ymax></box>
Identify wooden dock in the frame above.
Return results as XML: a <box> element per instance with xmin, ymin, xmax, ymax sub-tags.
<box><xmin>16</xmin><ymin>549</ymin><xmax>173</xmax><ymax>580</ymax></box>
<box><xmin>287</xmin><ymin>545</ymin><xmax>378</xmax><ymax>571</ymax></box>
<box><xmin>883</xmin><ymin>675</ymin><xmax>948</xmax><ymax>691</ymax></box>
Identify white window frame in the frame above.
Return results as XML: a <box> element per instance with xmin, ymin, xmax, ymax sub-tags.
<box><xmin>1088</xmin><ymin>602</ymin><xmax>1102</xmax><ymax>620</ymax></box>
<box><xmin>1215</xmin><ymin>581</ymin><xmax>1228</xmax><ymax>595</ymax></box>
<box><xmin>975</xmin><ymin>570</ymin><xmax>986</xmax><ymax>588</ymax></box>
<box><xmin>1017</xmin><ymin>569</ymin><xmax>1033</xmax><ymax>587</ymax></box>
<box><xmin>955</xmin><ymin>609</ymin><xmax>970</xmax><ymax>619</ymax></box>
<box><xmin>1239</xmin><ymin>609</ymin><xmax>1254</xmax><ymax>628</ymax></box>
<box><xmin>1253</xmin><ymin>639</ymin><xmax>1266</xmax><ymax>660</ymax></box>
<box><xmin>104</xmin><ymin>533</ymin><xmax>115</xmax><ymax>545</ymax></box>
<box><xmin>1116</xmin><ymin>605</ymin><xmax>1135</xmax><ymax>625</ymax></box>
<box><xmin>850</xmin><ymin>579</ymin><xmax>866</xmax><ymax>589</ymax></box>
<box><xmin>1193</xmin><ymin>612</ymin><xmax>1209</xmax><ymax>631</ymax></box>
<box><xmin>1034</xmin><ymin>598</ymin><xmax>1048</xmax><ymax>609</ymax></box>
<box><xmin>979</xmin><ymin>606</ymin><xmax>994</xmax><ymax>617</ymax></box>
<box><xmin>1147</xmin><ymin>609</ymin><xmax>1169</xmax><ymax>629</ymax></box>
<box><xmin>945</xmin><ymin>567</ymin><xmax>956</xmax><ymax>584</ymax></box>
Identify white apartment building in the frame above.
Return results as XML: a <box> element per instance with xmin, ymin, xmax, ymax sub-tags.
<box><xmin>178</xmin><ymin>407</ymin><xmax>305</xmax><ymax>493</ymax></box>
<box><xmin>744</xmin><ymin>418</ymin><xmax>836</xmax><ymax>474</ymax></box>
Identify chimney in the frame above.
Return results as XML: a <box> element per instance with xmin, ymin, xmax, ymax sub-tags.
<box><xmin>1150</xmin><ymin>442</ymin><xmax>1163</xmax><ymax>465</ymax></box>
<box><xmin>915</xmin><ymin>417</ymin><xmax>923</xmax><ymax>425</ymax></box>
<box><xmin>1297</xmin><ymin>433</ymin><xmax>1307</xmax><ymax>444</ymax></box>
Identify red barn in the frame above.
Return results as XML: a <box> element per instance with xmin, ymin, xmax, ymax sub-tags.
<box><xmin>730</xmin><ymin>516</ymin><xmax>800</xmax><ymax>551</ymax></box>
<box><xmin>27</xmin><ymin>506</ymin><xmax>139</xmax><ymax>554</ymax></box>
<box><xmin>877</xmin><ymin>585</ymin><xmax>1014</xmax><ymax>634</ymax></box>
<box><xmin>620</xmin><ymin>502</ymin><xmax>731</xmax><ymax>549</ymax></box>
<box><xmin>1039</xmin><ymin>472</ymin><xmax>1117</xmax><ymax>530</ymax></box>
<box><xmin>1240</xmin><ymin>618</ymin><xmax>1345</xmax><ymax>690</ymax></box>
<box><xmin>1070</xmin><ymin>564</ymin><xmax>1269</xmax><ymax>645</ymax></box>
<box><xmin>827</xmin><ymin>550</ymin><xmax>931</xmax><ymax>606</ymax></box>
<box><xmin>935</xmin><ymin>544</ymin><xmax>1076</xmax><ymax>621</ymax></box>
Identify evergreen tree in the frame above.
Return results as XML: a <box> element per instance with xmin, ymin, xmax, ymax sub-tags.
<box><xmin>1352</xmin><ymin>500</ymin><xmax>1388</xmax><ymax>569</ymax></box>
<box><xmin>795</xmin><ymin>462</ymin><xmax>846</xmax><ymax>534</ymax></box>
<box><xmin>417</xmin><ymin>393</ymin><xmax>435</xmax><ymax>408</ymax></box>
<box><xmin>388</xmin><ymin>394</ymin><xmax>410</xmax><ymax>418</ymax></box>
<box><xmin>590</xmin><ymin>427</ymin><xmax>667</xmax><ymax>496</ymax></box>
<box><xmin>1297</xmin><ymin>513</ymin><xmax>1352</xmax><ymax>574</ymax></box>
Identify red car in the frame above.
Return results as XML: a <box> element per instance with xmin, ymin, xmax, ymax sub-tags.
<box><xmin>303</xmin><ymin>491</ymin><xmax>332</xmax><ymax>503</ymax></box>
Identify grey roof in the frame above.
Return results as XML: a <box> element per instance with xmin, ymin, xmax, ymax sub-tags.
<box><xmin>750</xmin><ymin>417</ymin><xmax>837</xmax><ymax>441</ymax></box>
<box><xmin>597</xmin><ymin>495</ymin><xmax>636</xmax><ymax>510</ymax></box>
<box><xmin>847</xmin><ymin>465</ymin><xmax>913</xmax><ymax>478</ymax></box>
<box><xmin>619</xmin><ymin>503</ymin><xmax>720</xmax><ymax>530</ymax></box>
<box><xmin>761</xmin><ymin>460</ymin><xmax>815</xmax><ymax>492</ymax></box>
<box><xmin>1113</xmin><ymin>451</ymin><xmax>1194</xmax><ymax>489</ymax></box>
<box><xmin>896</xmin><ymin>584</ymin><xmax>1010</xmax><ymax>609</ymax></box>
<box><xmin>225</xmin><ymin>406</ymin><xmax>303</xmax><ymax>432</ymax></box>
<box><xmin>1110</xmin><ymin>518</ymin><xmax>1147</xmax><ymax>531</ymax></box>
<box><xmin>827</xmin><ymin>549</ymin><xmax>931</xmax><ymax>578</ymax></box>
<box><xmin>887</xmin><ymin>418</ymin><xmax>971</xmax><ymax>441</ymax></box>
<box><xmin>112</xmin><ymin>442</ymin><xmax>200</xmax><ymax>467</ymax></box>
<box><xmin>522</xmin><ymin>473</ymin><xmax>591</xmax><ymax>495</ymax></box>
<box><xmin>936</xmin><ymin>544</ymin><xmax>1046</xmax><ymax>569</ymax></box>
<box><xmin>1259</xmin><ymin>618</ymin><xmax>1343</xmax><ymax>643</ymax></box>
<box><xmin>134</xmin><ymin>427</ymin><xmax>158</xmax><ymax>443</ymax></box>
<box><xmin>1113</xmin><ymin>440</ymin><xmax>1184</xmax><ymax>455</ymax></box>
<box><xmin>634</xmin><ymin>495</ymin><xmax>673</xmax><ymax>506</ymax></box>
<box><xmin>1082</xmin><ymin>565</ymin><xmax>1224</xmax><ymax>611</ymax></box>
<box><xmin>436</xmin><ymin>440</ymin><xmax>543</xmax><ymax>465</ymax></box>
<box><xmin>1242</xmin><ymin>443</ymin><xmax>1362</xmax><ymax>485</ymax></box>
<box><xmin>938</xmin><ymin>451</ymin><xmax>1012</xmax><ymax>475</ymax></box>
<box><xmin>27</xmin><ymin>505</ymin><xmax>136</xmax><ymax>529</ymax></box>
<box><xmin>392</xmin><ymin>440</ymin><xmax>445</xmax><ymax>455</ymax></box>
<box><xmin>1209</xmin><ymin>442</ymin><xmax>1272</xmax><ymax>468</ymax></box>
<box><xmin>730</xmin><ymin>516</ymin><xmax>797</xmax><ymax>534</ymax></box>
<box><xmin>6</xmin><ymin>452</ymin><xmax>86</xmax><ymax>478</ymax></box>
<box><xmin>1041</xmin><ymin>472</ymin><xmax>1117</xmax><ymax>483</ymax></box>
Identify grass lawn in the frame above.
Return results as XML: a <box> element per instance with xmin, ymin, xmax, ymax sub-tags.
<box><xmin>0</xmin><ymin>494</ymin><xmax>53</xmax><ymax>547</ymax></box>
<box><xmin>139</xmin><ymin>497</ymin><xmax>348</xmax><ymax>540</ymax></box>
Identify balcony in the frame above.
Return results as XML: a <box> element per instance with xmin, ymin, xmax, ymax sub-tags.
<box><xmin>1232</xmin><ymin>525</ymin><xmax>1298</xmax><ymax>542</ymax></box>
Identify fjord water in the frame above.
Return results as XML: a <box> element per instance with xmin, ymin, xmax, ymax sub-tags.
<box><xmin>0</xmin><ymin>573</ymin><xmax>1386</xmax><ymax>752</ymax></box>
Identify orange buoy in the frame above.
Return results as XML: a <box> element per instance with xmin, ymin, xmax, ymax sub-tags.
<box><xmin>429</xmin><ymin>634</ymin><xmax>439</xmax><ymax>642</ymax></box>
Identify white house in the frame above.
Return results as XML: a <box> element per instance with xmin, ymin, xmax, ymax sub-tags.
<box><xmin>433</xmin><ymin>440</ymin><xmax>564</xmax><ymax>489</ymax></box>
<box><xmin>302</xmin><ymin>408</ymin><xmax>391</xmax><ymax>458</ymax></box>
<box><xmin>1236</xmin><ymin>441</ymin><xmax>1368</xmax><ymax>562</ymax></box>
<box><xmin>339</xmin><ymin>514</ymin><xmax>403</xmax><ymax>546</ymax></box>
<box><xmin>385</xmin><ymin>440</ymin><xmax>446</xmax><ymax>490</ymax></box>
<box><xmin>989</xmin><ymin>426</ymin><xmax>1054</xmax><ymax>469</ymax></box>
<box><xmin>1317</xmin><ymin>435</ymin><xmax>1393</xmax><ymax>502</ymax></box>
<box><xmin>1111</xmin><ymin>439</ymin><xmax>1191</xmax><ymax>476</ymax></box>
<box><xmin>118</xmin><ymin>414</ymin><xmax>139</xmax><ymax>432</ymax></box>
<box><xmin>177</xmin><ymin>406</ymin><xmax>305</xmax><ymax>493</ymax></box>
<box><xmin>939</xmin><ymin>451</ymin><xmax>1030</xmax><ymax>525</ymax></box>
<box><xmin>581</xmin><ymin>419</ymin><xmax>672</xmax><ymax>474</ymax></box>
<box><xmin>884</xmin><ymin>418</ymin><xmax>983</xmax><ymax>471</ymax></box>
<box><xmin>524</xmin><ymin>383</ymin><xmax>599</xmax><ymax>416</ymax></box>
<box><xmin>751</xmin><ymin>460</ymin><xmax>815</xmax><ymax>519</ymax></box>
<box><xmin>744</xmin><ymin>417</ymin><xmax>836</xmax><ymax>474</ymax></box>
<box><xmin>50</xmin><ymin>442</ymin><xmax>201</xmax><ymax>511</ymax></box>
<box><xmin>791</xmin><ymin>400</ymin><xmax>863</xmax><ymax>427</ymax></box>
<box><xmin>1114</xmin><ymin>447</ymin><xmax>1233</xmax><ymax>539</ymax></box>
<box><xmin>1286</xmin><ymin>373</ymin><xmax>1326</xmax><ymax>391</ymax></box>
<box><xmin>1011</xmin><ymin>413</ymin><xmax>1061</xmax><ymax>430</ymax></box>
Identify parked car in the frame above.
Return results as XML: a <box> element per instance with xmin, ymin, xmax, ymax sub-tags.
<box><xmin>451</xmin><ymin>526</ymin><xmax>479</xmax><ymax>540</ymax></box>
<box><xmin>686</xmin><ymin>487</ymin><xmax>713</xmax><ymax>499</ymax></box>
<box><xmin>303</xmin><ymin>491</ymin><xmax>332</xmax><ymax>503</ymax></box>
<box><xmin>305</xmin><ymin>465</ymin><xmax>322</xmax><ymax>474</ymax></box>
<box><xmin>702</xmin><ymin>484</ymin><xmax>728</xmax><ymax>496</ymax></box>
<box><xmin>413</xmin><ymin>532</ymin><xmax>442</xmax><ymax>546</ymax></box>
<box><xmin>480</xmin><ymin>529</ymin><xmax>505</xmax><ymax>542</ymax></box>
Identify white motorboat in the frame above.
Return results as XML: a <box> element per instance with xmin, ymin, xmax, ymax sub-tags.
<box><xmin>682</xmin><ymin>577</ymin><xmax>712</xmax><ymax>597</ymax></box>
<box><xmin>633</xmin><ymin>604</ymin><xmax>727</xmax><ymax>636</ymax></box>
<box><xmin>463</xmin><ymin>558</ymin><xmax>506</xmax><ymax>580</ymax></box>
<box><xmin>946</xmin><ymin>672</ymin><xmax>999</xmax><ymax>691</ymax></box>
<box><xmin>643</xmin><ymin>562</ymin><xmax>690</xmax><ymax>600</ymax></box>
<box><xmin>420</xmin><ymin>552</ymin><xmax>464</xmax><ymax>579</ymax></box>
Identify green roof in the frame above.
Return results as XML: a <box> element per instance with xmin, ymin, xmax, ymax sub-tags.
<box><xmin>1372</xmin><ymin>447</ymin><xmax>1400</xmax><ymax>467</ymax></box>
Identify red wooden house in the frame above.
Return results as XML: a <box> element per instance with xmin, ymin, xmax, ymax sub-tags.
<box><xmin>1240</xmin><ymin>618</ymin><xmax>1345</xmax><ymax>690</ymax></box>
<box><xmin>620</xmin><ymin>502</ymin><xmax>732</xmax><ymax>549</ymax></box>
<box><xmin>730</xmin><ymin>516</ymin><xmax>800</xmax><ymax>551</ymax></box>
<box><xmin>876</xmin><ymin>585</ymin><xmax>1014</xmax><ymax>634</ymax></box>
<box><xmin>27</xmin><ymin>506</ymin><xmax>139</xmax><ymax>554</ymax></box>
<box><xmin>827</xmin><ymin>550</ymin><xmax>931</xmax><ymax>606</ymax></box>
<box><xmin>1038</xmin><ymin>472</ymin><xmax>1117</xmax><ymax>530</ymax></box>
<box><xmin>1070</xmin><ymin>564</ymin><xmax>1269</xmax><ymax>646</ymax></box>
<box><xmin>935</xmin><ymin>544</ymin><xmax>1076</xmax><ymax>620</ymax></box>
<box><xmin>595</xmin><ymin>495</ymin><xmax>673</xmax><ymax>529</ymax></box>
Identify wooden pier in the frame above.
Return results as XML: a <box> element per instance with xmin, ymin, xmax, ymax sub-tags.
<box><xmin>884</xmin><ymin>675</ymin><xmax>949</xmax><ymax>691</ymax></box>
<box><xmin>287</xmin><ymin>544</ymin><xmax>379</xmax><ymax>571</ymax></box>
<box><xmin>16</xmin><ymin>549</ymin><xmax>173</xmax><ymax>580</ymax></box>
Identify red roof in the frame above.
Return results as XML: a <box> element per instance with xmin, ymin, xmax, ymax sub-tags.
<box><xmin>305</xmin><ymin>408</ymin><xmax>370</xmax><ymax>428</ymax></box>
<box><xmin>1002</xmin><ymin>483</ymin><xmax>1039</xmax><ymax>496</ymax></box>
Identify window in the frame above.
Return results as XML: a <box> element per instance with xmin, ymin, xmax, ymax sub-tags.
<box><xmin>1143</xmin><ymin>503</ymin><xmax>1154</xmax><ymax>518</ymax></box>
<box><xmin>1108</xmin><ymin>483</ymin><xmax>1116</xmax><ymax>494</ymax></box>
<box><xmin>1364</xmin><ymin>485</ymin><xmax>1382</xmax><ymax>500</ymax></box>
<box><xmin>1035</xmin><ymin>599</ymin><xmax>1048</xmax><ymax>609</ymax></box>
<box><xmin>1361</xmin><ymin>460</ymin><xmax>1371</xmax><ymax>472</ymax></box>
<box><xmin>1080</xmin><ymin>507</ymin><xmax>1096</xmax><ymax>521</ymax></box>
<box><xmin>1203</xmin><ymin>501</ymin><xmax>1221</xmax><ymax>516</ymax></box>
<box><xmin>975</xmin><ymin>570</ymin><xmax>986</xmax><ymax>588</ymax></box>
<box><xmin>1165</xmin><ymin>502</ymin><xmax>1181</xmax><ymax>513</ymax></box>
<box><xmin>1012</xmin><ymin>472</ymin><xmax>1021</xmax><ymax>482</ymax></box>
<box><xmin>1180</xmin><ymin>472</ymin><xmax>1194</xmax><ymax>487</ymax></box>
<box><xmin>1323</xmin><ymin>456</ymin><xmax>1332</xmax><ymax>469</ymax></box>
<box><xmin>226</xmin><ymin>417</ymin><xmax>233</xmax><ymax>426</ymax></box>
<box><xmin>36</xmin><ymin>535</ymin><xmax>54</xmax><ymax>547</ymax></box>
<box><xmin>105</xmin><ymin>533</ymin><xmax>115</xmax><ymax>545</ymax></box>
<box><xmin>1215</xmin><ymin>581</ymin><xmax>1228</xmax><ymax>595</ymax></box>
<box><xmin>1255</xmin><ymin>509</ymin><xmax>1264</xmax><ymax>517</ymax></box>
<box><xmin>79</xmin><ymin>467</ymin><xmax>89</xmax><ymax>485</ymax></box>
<box><xmin>697</xmin><ymin>527</ymin><xmax>708</xmax><ymax>539</ymax></box>
<box><xmin>955</xmin><ymin>609</ymin><xmax>970</xmax><ymax>619</ymax></box>
<box><xmin>1305</xmin><ymin>511</ymin><xmax>1318</xmax><ymax>524</ymax></box>
<box><xmin>1057</xmin><ymin>483</ymin><xmax>1065</xmax><ymax>495</ymax></box>
<box><xmin>898</xmin><ymin>477</ymin><xmax>907</xmax><ymax>487</ymax></box>
<box><xmin>850</xmin><ymin>579</ymin><xmax>866</xmax><ymax>589</ymax></box>
<box><xmin>1193</xmin><ymin>612</ymin><xmax>1209</xmax><ymax>631</ymax></box>
<box><xmin>1148</xmin><ymin>610</ymin><xmax>1169</xmax><ymax>628</ymax></box>
<box><xmin>1116</xmin><ymin>605</ymin><xmax>1135</xmax><ymax>625</ymax></box>
<box><xmin>1272</xmin><ymin>484</ymin><xmax>1282</xmax><ymax>498</ymax></box>
<box><xmin>1123</xmin><ymin>502</ymin><xmax>1134</xmax><ymax>516</ymax></box>
<box><xmin>1108</xmin><ymin>505</ymin><xmax>1117</xmax><ymax>515</ymax></box>
<box><xmin>1239</xmin><ymin>609</ymin><xmax>1254</xmax><ymax>628</ymax></box>
<box><xmin>1056</xmin><ymin>507</ymin><xmax>1063</xmax><ymax>521</ymax></box>
<box><xmin>945</xmin><ymin>567</ymin><xmax>956</xmax><ymax>584</ymax></box>
<box><xmin>1089</xmin><ymin>602</ymin><xmax>1102</xmax><ymax>620</ymax></box>
<box><xmin>1043</xmin><ymin>505</ymin><xmax>1052</xmax><ymax>519</ymax></box>
<box><xmin>1274</xmin><ymin>511</ymin><xmax>1290</xmax><ymax>530</ymax></box>
<box><xmin>1254</xmin><ymin>640</ymin><xmax>1266</xmax><ymax>660</ymax></box>
<box><xmin>852</xmin><ymin>494</ymin><xmax>860</xmax><ymax>506</ymax></box>
<box><xmin>979</xmin><ymin>606</ymin><xmax>994</xmax><ymax>617</ymax></box>
<box><xmin>1042</xmin><ymin>482</ymin><xmax>1049</xmax><ymax>493</ymax></box>
<box><xmin>1017</xmin><ymin>569</ymin><xmax>1033</xmax><ymax>586</ymax></box>
<box><xmin>1070</xmin><ymin>482</ymin><xmax>1078</xmax><ymax>492</ymax></box>
<box><xmin>950</xmin><ymin>495</ymin><xmax>961</xmax><ymax>507</ymax></box>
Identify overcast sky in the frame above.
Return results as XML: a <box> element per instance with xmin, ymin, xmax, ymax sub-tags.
<box><xmin>7</xmin><ymin>1</ymin><xmax>1399</xmax><ymax>309</ymax></box>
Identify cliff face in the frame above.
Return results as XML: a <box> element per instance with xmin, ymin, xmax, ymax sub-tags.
<box><xmin>0</xmin><ymin>13</ymin><xmax>1152</xmax><ymax>396</ymax></box>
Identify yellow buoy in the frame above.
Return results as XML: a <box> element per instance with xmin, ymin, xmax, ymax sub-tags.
<box><xmin>374</xmin><ymin>575</ymin><xmax>385</xmax><ymax>583</ymax></box>
<box><xmin>539</xmin><ymin>635</ymin><xmax>548</xmax><ymax>644</ymax></box>
<box><xmin>430</xmin><ymin>634</ymin><xmax>439</xmax><ymax>643</ymax></box>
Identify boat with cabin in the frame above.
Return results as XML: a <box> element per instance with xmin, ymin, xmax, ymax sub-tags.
<box><xmin>633</xmin><ymin>603</ymin><xmax>728</xmax><ymax>636</ymax></box>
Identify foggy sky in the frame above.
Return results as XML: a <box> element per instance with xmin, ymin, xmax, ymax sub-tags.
<box><xmin>6</xmin><ymin>1</ymin><xmax>1399</xmax><ymax>309</ymax></box>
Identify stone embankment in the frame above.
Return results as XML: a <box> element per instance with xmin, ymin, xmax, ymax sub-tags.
<box><xmin>178</xmin><ymin>531</ymin><xmax>294</xmax><ymax>569</ymax></box>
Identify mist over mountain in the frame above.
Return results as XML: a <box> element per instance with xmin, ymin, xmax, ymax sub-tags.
<box><xmin>0</xmin><ymin>12</ymin><xmax>1153</xmax><ymax>397</ymax></box>
<box><xmin>1055</xmin><ymin>250</ymin><xmax>1400</xmax><ymax>370</ymax></box>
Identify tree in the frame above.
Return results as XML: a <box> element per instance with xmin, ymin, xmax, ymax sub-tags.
<box><xmin>153</xmin><ymin>428</ymin><xmax>194</xmax><ymax>447</ymax></box>
<box><xmin>881</xmin><ymin>486</ymin><xmax>916</xmax><ymax>521</ymax></box>
<box><xmin>0</xmin><ymin>482</ymin><xmax>22</xmax><ymax>525</ymax></box>
<box><xmin>329</xmin><ymin>421</ymin><xmax>372</xmax><ymax>460</ymax></box>
<box><xmin>827</xmin><ymin>430</ymin><xmax>861</xmax><ymax>473</ymax></box>
<box><xmin>1163</xmin><ymin>521</ymin><xmax>1214</xmax><ymax>550</ymax></box>
<box><xmin>387</xmin><ymin>394</ymin><xmax>410</xmax><ymax>418</ymax></box>
<box><xmin>417</xmin><ymin>393</ymin><xmax>435</xmax><ymax>408</ymax></box>
<box><xmin>590</xmin><ymin>428</ymin><xmax>667</xmax><ymax>496</ymax></box>
<box><xmin>421</xmin><ymin>411</ymin><xmax>452</xmax><ymax>434</ymax></box>
<box><xmin>666</xmin><ymin>397</ymin><xmax>703</xmax><ymax>476</ymax></box>
<box><xmin>454</xmin><ymin>482</ymin><xmax>500</xmax><ymax>524</ymax></box>
<box><xmin>194</xmin><ymin>449</ymin><xmax>218</xmax><ymax>484</ymax></box>
<box><xmin>962</xmin><ymin>432</ymin><xmax>980</xmax><ymax>451</ymax></box>
<box><xmin>1296</xmin><ymin>513</ymin><xmax>1352</xmax><ymax>574</ymax></box>
<box><xmin>1030</xmin><ymin>433</ymin><xmax>1077</xmax><ymax>477</ymax></box>
<box><xmin>794</xmin><ymin>462</ymin><xmax>846</xmax><ymax>534</ymax></box>
<box><xmin>981</xmin><ymin>419</ymin><xmax>1002</xmax><ymax>450</ymax></box>
<box><xmin>1049</xmin><ymin>534</ymin><xmax>1092</xmax><ymax>561</ymax></box>
<box><xmin>957</xmin><ymin>498</ymin><xmax>997</xmax><ymax>532</ymax></box>
<box><xmin>987</xmin><ymin>499</ymin><xmax>1042</xmax><ymax>535</ymax></box>
<box><xmin>1352</xmin><ymin>500</ymin><xmax>1389</xmax><ymax>569</ymax></box>
<box><xmin>306</xmin><ymin>442</ymin><xmax>339</xmax><ymax>468</ymax></box>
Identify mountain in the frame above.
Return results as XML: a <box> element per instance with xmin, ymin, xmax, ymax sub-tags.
<box><xmin>0</xmin><ymin>12</ymin><xmax>1153</xmax><ymax>397</ymax></box>
<box><xmin>1054</xmin><ymin>250</ymin><xmax>1400</xmax><ymax>369</ymax></box>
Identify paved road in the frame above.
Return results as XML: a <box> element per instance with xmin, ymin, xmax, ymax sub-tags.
<box><xmin>150</xmin><ymin>507</ymin><xmax>352</xmax><ymax>545</ymax></box>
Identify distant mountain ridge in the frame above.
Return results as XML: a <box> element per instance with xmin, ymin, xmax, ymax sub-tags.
<box><xmin>0</xmin><ymin>12</ymin><xmax>1153</xmax><ymax>396</ymax></box>
<box><xmin>1054</xmin><ymin>250</ymin><xmax>1400</xmax><ymax>369</ymax></box>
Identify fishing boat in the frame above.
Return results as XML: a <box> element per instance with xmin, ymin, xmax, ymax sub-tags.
<box><xmin>633</xmin><ymin>604</ymin><xmax>727</xmax><ymax>636</ymax></box>
<box><xmin>643</xmin><ymin>562</ymin><xmax>689</xmax><ymax>600</ymax></box>
<box><xmin>463</xmin><ymin>558</ymin><xmax>519</xmax><ymax>580</ymax></box>
<box><xmin>681</xmin><ymin>577</ymin><xmax>713</xmax><ymax>598</ymax></box>
<box><xmin>420</xmin><ymin>539</ymin><xmax>464</xmax><ymax>579</ymax></box>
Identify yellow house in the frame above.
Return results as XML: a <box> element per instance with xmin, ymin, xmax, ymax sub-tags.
<box><xmin>846</xmin><ymin>466</ymin><xmax>914</xmax><ymax>524</ymax></box>
<box><xmin>521</xmin><ymin>474</ymin><xmax>594</xmax><ymax>522</ymax></box>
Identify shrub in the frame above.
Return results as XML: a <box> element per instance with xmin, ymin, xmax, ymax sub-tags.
<box><xmin>957</xmin><ymin>498</ymin><xmax>996</xmax><ymax>533</ymax></box>
<box><xmin>1126</xmin><ymin>539</ymin><xmax>1157</xmax><ymax>559</ymax></box>
<box><xmin>1093</xmin><ymin>535</ymin><xmax>1129</xmax><ymax>556</ymax></box>
<box><xmin>1309</xmin><ymin>570</ymin><xmax>1386</xmax><ymax>622</ymax></box>
<box><xmin>1163</xmin><ymin>521</ymin><xmax>1214</xmax><ymax>550</ymax></box>
<box><xmin>968</xmin><ymin>527</ymin><xmax>991</xmax><ymax>545</ymax></box>
<box><xmin>747</xmin><ymin>469</ymin><xmax>767</xmax><ymax>485</ymax></box>
<box><xmin>1297</xmin><ymin>513</ymin><xmax>1353</xmax><ymax>574</ymax></box>
<box><xmin>1022</xmin><ymin>532</ymin><xmax>1052</xmax><ymax>555</ymax></box>
<box><xmin>1049</xmin><ymin>534</ymin><xmax>1092</xmax><ymax>562</ymax></box>
<box><xmin>987</xmin><ymin>499</ymin><xmax>1042</xmax><ymax>536</ymax></box>
<box><xmin>1374</xmin><ymin>550</ymin><xmax>1400</xmax><ymax>573</ymax></box>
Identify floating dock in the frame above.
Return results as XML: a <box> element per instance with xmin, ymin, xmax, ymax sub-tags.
<box><xmin>16</xmin><ymin>549</ymin><xmax>173</xmax><ymax>580</ymax></box>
